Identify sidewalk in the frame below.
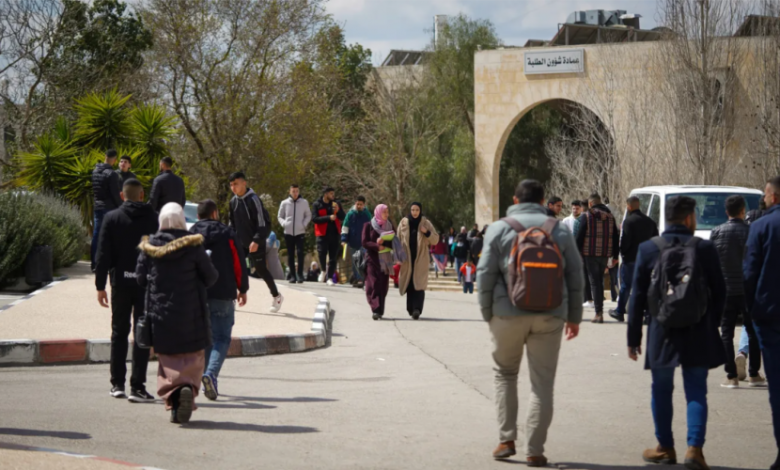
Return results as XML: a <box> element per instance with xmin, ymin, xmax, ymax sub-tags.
<box><xmin>0</xmin><ymin>262</ymin><xmax>331</xmax><ymax>366</ymax></box>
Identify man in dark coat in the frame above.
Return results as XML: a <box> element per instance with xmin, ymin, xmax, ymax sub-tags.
<box><xmin>576</xmin><ymin>193</ymin><xmax>620</xmax><ymax>323</ymax></box>
<box><xmin>311</xmin><ymin>187</ymin><xmax>346</xmax><ymax>285</ymax></box>
<box><xmin>628</xmin><ymin>196</ymin><xmax>726</xmax><ymax>470</ymax></box>
<box><xmin>711</xmin><ymin>195</ymin><xmax>764</xmax><ymax>388</ymax></box>
<box><xmin>190</xmin><ymin>199</ymin><xmax>248</xmax><ymax>401</ymax></box>
<box><xmin>228</xmin><ymin>171</ymin><xmax>283</xmax><ymax>312</ymax></box>
<box><xmin>149</xmin><ymin>156</ymin><xmax>186</xmax><ymax>212</ymax></box>
<box><xmin>609</xmin><ymin>196</ymin><xmax>658</xmax><ymax>322</ymax></box>
<box><xmin>454</xmin><ymin>227</ymin><xmax>470</xmax><ymax>283</ymax></box>
<box><xmin>95</xmin><ymin>178</ymin><xmax>159</xmax><ymax>402</ymax></box>
<box><xmin>91</xmin><ymin>148</ymin><xmax>123</xmax><ymax>271</ymax></box>
<box><xmin>744</xmin><ymin>176</ymin><xmax>780</xmax><ymax>470</ymax></box>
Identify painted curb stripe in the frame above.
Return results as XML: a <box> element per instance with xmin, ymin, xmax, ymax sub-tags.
<box><xmin>0</xmin><ymin>440</ymin><xmax>163</xmax><ymax>469</ymax></box>
<box><xmin>0</xmin><ymin>289</ymin><xmax>331</xmax><ymax>366</ymax></box>
<box><xmin>0</xmin><ymin>278</ymin><xmax>66</xmax><ymax>313</ymax></box>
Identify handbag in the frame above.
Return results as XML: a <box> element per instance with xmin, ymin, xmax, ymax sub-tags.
<box><xmin>135</xmin><ymin>286</ymin><xmax>152</xmax><ymax>350</ymax></box>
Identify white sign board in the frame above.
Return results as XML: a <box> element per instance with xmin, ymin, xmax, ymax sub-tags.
<box><xmin>523</xmin><ymin>49</ymin><xmax>585</xmax><ymax>75</ymax></box>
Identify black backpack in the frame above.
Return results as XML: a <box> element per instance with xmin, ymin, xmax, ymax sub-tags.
<box><xmin>648</xmin><ymin>236</ymin><xmax>708</xmax><ymax>328</ymax></box>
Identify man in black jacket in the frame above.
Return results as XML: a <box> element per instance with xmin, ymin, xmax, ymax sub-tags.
<box><xmin>117</xmin><ymin>155</ymin><xmax>136</xmax><ymax>184</ymax></box>
<box><xmin>190</xmin><ymin>199</ymin><xmax>249</xmax><ymax>401</ymax></box>
<box><xmin>95</xmin><ymin>178</ymin><xmax>159</xmax><ymax>402</ymax></box>
<box><xmin>149</xmin><ymin>156</ymin><xmax>186</xmax><ymax>212</ymax></box>
<box><xmin>628</xmin><ymin>196</ymin><xmax>726</xmax><ymax>469</ymax></box>
<box><xmin>228</xmin><ymin>172</ymin><xmax>283</xmax><ymax>312</ymax></box>
<box><xmin>609</xmin><ymin>196</ymin><xmax>658</xmax><ymax>322</ymax></box>
<box><xmin>711</xmin><ymin>195</ymin><xmax>765</xmax><ymax>388</ymax></box>
<box><xmin>91</xmin><ymin>148</ymin><xmax>123</xmax><ymax>271</ymax></box>
<box><xmin>311</xmin><ymin>187</ymin><xmax>345</xmax><ymax>285</ymax></box>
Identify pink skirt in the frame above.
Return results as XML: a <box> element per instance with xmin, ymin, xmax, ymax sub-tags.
<box><xmin>157</xmin><ymin>350</ymin><xmax>205</xmax><ymax>411</ymax></box>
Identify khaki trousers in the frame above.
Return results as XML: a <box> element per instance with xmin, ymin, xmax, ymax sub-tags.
<box><xmin>490</xmin><ymin>315</ymin><xmax>564</xmax><ymax>457</ymax></box>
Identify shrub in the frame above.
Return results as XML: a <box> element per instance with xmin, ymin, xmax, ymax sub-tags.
<box><xmin>0</xmin><ymin>191</ymin><xmax>85</xmax><ymax>287</ymax></box>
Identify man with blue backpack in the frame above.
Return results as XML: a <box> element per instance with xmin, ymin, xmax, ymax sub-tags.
<box><xmin>628</xmin><ymin>196</ymin><xmax>726</xmax><ymax>470</ymax></box>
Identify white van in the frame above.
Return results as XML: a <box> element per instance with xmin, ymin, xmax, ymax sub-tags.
<box><xmin>627</xmin><ymin>185</ymin><xmax>763</xmax><ymax>240</ymax></box>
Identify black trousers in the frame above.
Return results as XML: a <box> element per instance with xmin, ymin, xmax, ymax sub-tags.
<box><xmin>608</xmin><ymin>264</ymin><xmax>619</xmax><ymax>302</ymax></box>
<box><xmin>284</xmin><ymin>234</ymin><xmax>306</xmax><ymax>279</ymax></box>
<box><xmin>110</xmin><ymin>285</ymin><xmax>150</xmax><ymax>390</ymax></box>
<box><xmin>585</xmin><ymin>257</ymin><xmax>609</xmax><ymax>314</ymax></box>
<box><xmin>583</xmin><ymin>260</ymin><xmax>593</xmax><ymax>302</ymax></box>
<box><xmin>721</xmin><ymin>295</ymin><xmax>761</xmax><ymax>379</ymax></box>
<box><xmin>407</xmin><ymin>282</ymin><xmax>426</xmax><ymax>315</ymax></box>
<box><xmin>247</xmin><ymin>248</ymin><xmax>279</xmax><ymax>297</ymax></box>
<box><xmin>317</xmin><ymin>238</ymin><xmax>340</xmax><ymax>280</ymax></box>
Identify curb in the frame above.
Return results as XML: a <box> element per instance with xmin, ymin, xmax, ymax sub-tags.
<box><xmin>0</xmin><ymin>294</ymin><xmax>332</xmax><ymax>367</ymax></box>
<box><xmin>0</xmin><ymin>440</ymin><xmax>164</xmax><ymax>469</ymax></box>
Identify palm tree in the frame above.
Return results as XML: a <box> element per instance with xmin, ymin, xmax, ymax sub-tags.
<box><xmin>74</xmin><ymin>89</ymin><xmax>132</xmax><ymax>150</ymax></box>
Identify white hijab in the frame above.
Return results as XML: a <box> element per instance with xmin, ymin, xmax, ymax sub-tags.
<box><xmin>159</xmin><ymin>203</ymin><xmax>187</xmax><ymax>230</ymax></box>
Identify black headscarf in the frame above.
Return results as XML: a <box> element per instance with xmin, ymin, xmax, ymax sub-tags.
<box><xmin>407</xmin><ymin>202</ymin><xmax>423</xmax><ymax>232</ymax></box>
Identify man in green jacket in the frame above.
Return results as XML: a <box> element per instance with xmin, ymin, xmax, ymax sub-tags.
<box><xmin>477</xmin><ymin>179</ymin><xmax>584</xmax><ymax>466</ymax></box>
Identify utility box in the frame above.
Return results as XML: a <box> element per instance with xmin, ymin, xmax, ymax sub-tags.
<box><xmin>25</xmin><ymin>245</ymin><xmax>53</xmax><ymax>287</ymax></box>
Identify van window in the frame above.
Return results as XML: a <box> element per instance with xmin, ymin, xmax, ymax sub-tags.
<box><xmin>665</xmin><ymin>192</ymin><xmax>761</xmax><ymax>230</ymax></box>
<box><xmin>649</xmin><ymin>195</ymin><xmax>661</xmax><ymax>227</ymax></box>
<box><xmin>632</xmin><ymin>193</ymin><xmax>652</xmax><ymax>214</ymax></box>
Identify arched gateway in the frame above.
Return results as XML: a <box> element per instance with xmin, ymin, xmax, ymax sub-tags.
<box><xmin>474</xmin><ymin>43</ymin><xmax>647</xmax><ymax>225</ymax></box>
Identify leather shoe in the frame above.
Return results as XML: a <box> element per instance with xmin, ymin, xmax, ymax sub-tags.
<box><xmin>492</xmin><ymin>441</ymin><xmax>516</xmax><ymax>460</ymax></box>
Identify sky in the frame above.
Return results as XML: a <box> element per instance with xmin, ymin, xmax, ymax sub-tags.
<box><xmin>325</xmin><ymin>0</ymin><xmax>660</xmax><ymax>64</ymax></box>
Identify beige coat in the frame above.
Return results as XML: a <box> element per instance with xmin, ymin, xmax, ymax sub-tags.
<box><xmin>397</xmin><ymin>216</ymin><xmax>439</xmax><ymax>295</ymax></box>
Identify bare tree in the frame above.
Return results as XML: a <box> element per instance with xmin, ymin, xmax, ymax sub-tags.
<box><xmin>653</xmin><ymin>0</ymin><xmax>748</xmax><ymax>185</ymax></box>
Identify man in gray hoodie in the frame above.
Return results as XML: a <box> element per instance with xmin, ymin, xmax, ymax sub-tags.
<box><xmin>277</xmin><ymin>184</ymin><xmax>312</xmax><ymax>283</ymax></box>
<box><xmin>478</xmin><ymin>179</ymin><xmax>584</xmax><ymax>466</ymax></box>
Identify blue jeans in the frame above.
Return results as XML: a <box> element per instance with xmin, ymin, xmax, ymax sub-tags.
<box><xmin>651</xmin><ymin>367</ymin><xmax>708</xmax><ymax>448</ymax></box>
<box><xmin>463</xmin><ymin>282</ymin><xmax>474</xmax><ymax>294</ymax></box>
<box><xmin>616</xmin><ymin>262</ymin><xmax>635</xmax><ymax>315</ymax></box>
<box><xmin>456</xmin><ymin>258</ymin><xmax>466</xmax><ymax>282</ymax></box>
<box><xmin>754</xmin><ymin>321</ymin><xmax>780</xmax><ymax>450</ymax></box>
<box><xmin>739</xmin><ymin>327</ymin><xmax>750</xmax><ymax>356</ymax></box>
<box><xmin>90</xmin><ymin>209</ymin><xmax>107</xmax><ymax>270</ymax></box>
<box><xmin>204</xmin><ymin>299</ymin><xmax>235</xmax><ymax>378</ymax></box>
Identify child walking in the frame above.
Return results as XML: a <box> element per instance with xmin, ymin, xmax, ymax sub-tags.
<box><xmin>460</xmin><ymin>260</ymin><xmax>476</xmax><ymax>294</ymax></box>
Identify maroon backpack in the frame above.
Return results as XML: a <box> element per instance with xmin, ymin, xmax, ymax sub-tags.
<box><xmin>501</xmin><ymin>217</ymin><xmax>564</xmax><ymax>312</ymax></box>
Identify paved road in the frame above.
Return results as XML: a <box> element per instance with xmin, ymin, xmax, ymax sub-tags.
<box><xmin>0</xmin><ymin>284</ymin><xmax>774</xmax><ymax>469</ymax></box>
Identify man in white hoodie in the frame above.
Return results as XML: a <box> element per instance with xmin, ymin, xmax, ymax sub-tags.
<box><xmin>277</xmin><ymin>184</ymin><xmax>312</xmax><ymax>283</ymax></box>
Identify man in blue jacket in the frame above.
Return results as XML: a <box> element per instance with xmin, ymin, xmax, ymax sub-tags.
<box><xmin>341</xmin><ymin>195</ymin><xmax>371</xmax><ymax>287</ymax></box>
<box><xmin>628</xmin><ymin>196</ymin><xmax>725</xmax><ymax>470</ymax></box>
<box><xmin>744</xmin><ymin>175</ymin><xmax>780</xmax><ymax>470</ymax></box>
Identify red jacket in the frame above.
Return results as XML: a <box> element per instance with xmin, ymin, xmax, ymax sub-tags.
<box><xmin>312</xmin><ymin>197</ymin><xmax>345</xmax><ymax>240</ymax></box>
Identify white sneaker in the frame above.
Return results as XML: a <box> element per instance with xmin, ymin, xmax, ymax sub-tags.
<box><xmin>318</xmin><ymin>272</ymin><xmax>326</xmax><ymax>283</ymax></box>
<box><xmin>583</xmin><ymin>301</ymin><xmax>595</xmax><ymax>308</ymax></box>
<box><xmin>270</xmin><ymin>294</ymin><xmax>283</xmax><ymax>313</ymax></box>
<box><xmin>326</xmin><ymin>279</ymin><xmax>335</xmax><ymax>286</ymax></box>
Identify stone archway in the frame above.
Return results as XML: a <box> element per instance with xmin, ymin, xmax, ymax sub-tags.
<box><xmin>473</xmin><ymin>45</ymin><xmax>640</xmax><ymax>225</ymax></box>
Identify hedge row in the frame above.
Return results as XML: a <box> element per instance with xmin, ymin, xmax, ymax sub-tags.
<box><xmin>0</xmin><ymin>191</ymin><xmax>84</xmax><ymax>287</ymax></box>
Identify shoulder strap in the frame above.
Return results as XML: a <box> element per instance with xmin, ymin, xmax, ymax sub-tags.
<box><xmin>651</xmin><ymin>236</ymin><xmax>668</xmax><ymax>251</ymax></box>
<box><xmin>500</xmin><ymin>217</ymin><xmax>525</xmax><ymax>234</ymax></box>
<box><xmin>541</xmin><ymin>217</ymin><xmax>558</xmax><ymax>235</ymax></box>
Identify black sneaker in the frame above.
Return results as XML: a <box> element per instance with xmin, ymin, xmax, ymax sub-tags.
<box><xmin>128</xmin><ymin>388</ymin><xmax>155</xmax><ymax>403</ymax></box>
<box><xmin>372</xmin><ymin>313</ymin><xmax>381</xmax><ymax>321</ymax></box>
<box><xmin>170</xmin><ymin>409</ymin><xmax>180</xmax><ymax>424</ymax></box>
<box><xmin>177</xmin><ymin>386</ymin><xmax>193</xmax><ymax>424</ymax></box>
<box><xmin>608</xmin><ymin>309</ymin><xmax>624</xmax><ymax>322</ymax></box>
<box><xmin>109</xmin><ymin>386</ymin><xmax>126</xmax><ymax>398</ymax></box>
<box><xmin>412</xmin><ymin>310</ymin><xmax>421</xmax><ymax>320</ymax></box>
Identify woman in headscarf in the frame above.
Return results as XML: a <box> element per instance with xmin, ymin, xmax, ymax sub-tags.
<box><xmin>362</xmin><ymin>204</ymin><xmax>394</xmax><ymax>320</ymax></box>
<box><xmin>397</xmin><ymin>202</ymin><xmax>439</xmax><ymax>320</ymax></box>
<box><xmin>136</xmin><ymin>203</ymin><xmax>218</xmax><ymax>424</ymax></box>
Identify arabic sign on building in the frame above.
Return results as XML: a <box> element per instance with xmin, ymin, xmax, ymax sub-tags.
<box><xmin>523</xmin><ymin>49</ymin><xmax>585</xmax><ymax>75</ymax></box>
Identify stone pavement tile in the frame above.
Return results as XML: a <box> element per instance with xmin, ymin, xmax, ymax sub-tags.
<box><xmin>0</xmin><ymin>262</ymin><xmax>317</xmax><ymax>341</ymax></box>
